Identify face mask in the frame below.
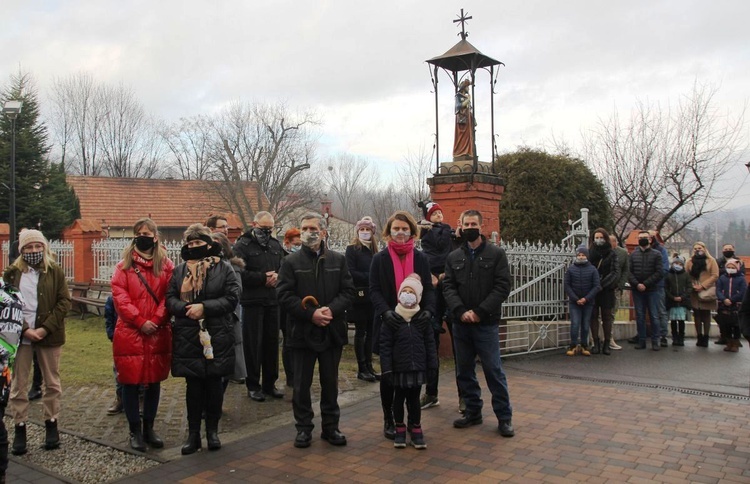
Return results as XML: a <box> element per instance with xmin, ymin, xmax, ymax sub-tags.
<box><xmin>638</xmin><ymin>239</ymin><xmax>650</xmax><ymax>248</ymax></box>
<box><xmin>134</xmin><ymin>236</ymin><xmax>155</xmax><ymax>252</ymax></box>
<box><xmin>695</xmin><ymin>250</ymin><xmax>705</xmax><ymax>257</ymax></box>
<box><xmin>22</xmin><ymin>251</ymin><xmax>44</xmax><ymax>267</ymax></box>
<box><xmin>358</xmin><ymin>231</ymin><xmax>372</xmax><ymax>241</ymax></box>
<box><xmin>181</xmin><ymin>244</ymin><xmax>210</xmax><ymax>261</ymax></box>
<box><xmin>390</xmin><ymin>229</ymin><xmax>410</xmax><ymax>240</ymax></box>
<box><xmin>594</xmin><ymin>238</ymin><xmax>606</xmax><ymax>246</ymax></box>
<box><xmin>727</xmin><ymin>268</ymin><xmax>738</xmax><ymax>275</ymax></box>
<box><xmin>253</xmin><ymin>228</ymin><xmax>271</xmax><ymax>245</ymax></box>
<box><xmin>289</xmin><ymin>245</ymin><xmax>301</xmax><ymax>253</ymax></box>
<box><xmin>399</xmin><ymin>292</ymin><xmax>417</xmax><ymax>308</ymax></box>
<box><xmin>672</xmin><ymin>264</ymin><xmax>684</xmax><ymax>272</ymax></box>
<box><xmin>574</xmin><ymin>258</ymin><xmax>587</xmax><ymax>265</ymax></box>
<box><xmin>463</xmin><ymin>228</ymin><xmax>481</xmax><ymax>242</ymax></box>
<box><xmin>301</xmin><ymin>231</ymin><xmax>321</xmax><ymax>248</ymax></box>
<box><xmin>723</xmin><ymin>251</ymin><xmax>735</xmax><ymax>259</ymax></box>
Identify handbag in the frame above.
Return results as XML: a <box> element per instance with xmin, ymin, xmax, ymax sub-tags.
<box><xmin>697</xmin><ymin>286</ymin><xmax>716</xmax><ymax>302</ymax></box>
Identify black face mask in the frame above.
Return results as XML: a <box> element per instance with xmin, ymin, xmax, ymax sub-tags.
<box><xmin>463</xmin><ymin>228</ymin><xmax>481</xmax><ymax>243</ymax></box>
<box><xmin>723</xmin><ymin>250</ymin><xmax>735</xmax><ymax>259</ymax></box>
<box><xmin>134</xmin><ymin>236</ymin><xmax>155</xmax><ymax>252</ymax></box>
<box><xmin>638</xmin><ymin>239</ymin><xmax>650</xmax><ymax>248</ymax></box>
<box><xmin>181</xmin><ymin>244</ymin><xmax>211</xmax><ymax>261</ymax></box>
<box><xmin>253</xmin><ymin>228</ymin><xmax>272</xmax><ymax>246</ymax></box>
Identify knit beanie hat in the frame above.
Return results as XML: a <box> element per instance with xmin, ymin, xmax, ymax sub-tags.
<box><xmin>419</xmin><ymin>201</ymin><xmax>442</xmax><ymax>220</ymax></box>
<box><xmin>576</xmin><ymin>245</ymin><xmax>589</xmax><ymax>258</ymax></box>
<box><xmin>18</xmin><ymin>229</ymin><xmax>48</xmax><ymax>250</ymax></box>
<box><xmin>355</xmin><ymin>216</ymin><xmax>376</xmax><ymax>232</ymax></box>
<box><xmin>726</xmin><ymin>258</ymin><xmax>740</xmax><ymax>269</ymax></box>
<box><xmin>399</xmin><ymin>273</ymin><xmax>423</xmax><ymax>303</ymax></box>
<box><xmin>671</xmin><ymin>255</ymin><xmax>685</xmax><ymax>265</ymax></box>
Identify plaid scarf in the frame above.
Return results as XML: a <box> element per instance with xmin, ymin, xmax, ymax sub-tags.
<box><xmin>180</xmin><ymin>257</ymin><xmax>219</xmax><ymax>303</ymax></box>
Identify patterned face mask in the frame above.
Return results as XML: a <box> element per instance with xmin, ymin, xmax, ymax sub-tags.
<box><xmin>22</xmin><ymin>251</ymin><xmax>44</xmax><ymax>267</ymax></box>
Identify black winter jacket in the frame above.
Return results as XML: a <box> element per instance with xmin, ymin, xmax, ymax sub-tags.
<box><xmin>167</xmin><ymin>259</ymin><xmax>241</xmax><ymax>379</ymax></box>
<box><xmin>345</xmin><ymin>243</ymin><xmax>374</xmax><ymax>323</ymax></box>
<box><xmin>564</xmin><ymin>261</ymin><xmax>600</xmax><ymax>304</ymax></box>
<box><xmin>665</xmin><ymin>269</ymin><xmax>692</xmax><ymax>309</ymax></box>
<box><xmin>443</xmin><ymin>238</ymin><xmax>511</xmax><ymax>325</ymax></box>
<box><xmin>716</xmin><ymin>273</ymin><xmax>747</xmax><ymax>310</ymax></box>
<box><xmin>380</xmin><ymin>318</ymin><xmax>438</xmax><ymax>374</ymax></box>
<box><xmin>589</xmin><ymin>245</ymin><xmax>620</xmax><ymax>291</ymax></box>
<box><xmin>233</xmin><ymin>230</ymin><xmax>284</xmax><ymax>306</ymax></box>
<box><xmin>369</xmin><ymin>247</ymin><xmax>436</xmax><ymax>321</ymax></box>
<box><xmin>420</xmin><ymin>222</ymin><xmax>454</xmax><ymax>275</ymax></box>
<box><xmin>277</xmin><ymin>245</ymin><xmax>355</xmax><ymax>351</ymax></box>
<box><xmin>628</xmin><ymin>247</ymin><xmax>663</xmax><ymax>291</ymax></box>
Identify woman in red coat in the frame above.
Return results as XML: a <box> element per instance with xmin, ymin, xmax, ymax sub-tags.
<box><xmin>111</xmin><ymin>218</ymin><xmax>174</xmax><ymax>452</ymax></box>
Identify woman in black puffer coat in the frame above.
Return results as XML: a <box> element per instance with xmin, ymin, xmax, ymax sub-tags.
<box><xmin>167</xmin><ymin>224</ymin><xmax>240</xmax><ymax>455</ymax></box>
<box><xmin>588</xmin><ymin>228</ymin><xmax>620</xmax><ymax>355</ymax></box>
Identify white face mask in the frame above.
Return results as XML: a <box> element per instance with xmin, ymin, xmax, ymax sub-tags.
<box><xmin>727</xmin><ymin>268</ymin><xmax>738</xmax><ymax>275</ymax></box>
<box><xmin>391</xmin><ymin>229</ymin><xmax>410</xmax><ymax>242</ymax></box>
<box><xmin>398</xmin><ymin>292</ymin><xmax>417</xmax><ymax>308</ymax></box>
<box><xmin>358</xmin><ymin>231</ymin><xmax>372</xmax><ymax>241</ymax></box>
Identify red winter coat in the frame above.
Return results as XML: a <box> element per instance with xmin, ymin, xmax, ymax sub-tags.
<box><xmin>111</xmin><ymin>251</ymin><xmax>174</xmax><ymax>385</ymax></box>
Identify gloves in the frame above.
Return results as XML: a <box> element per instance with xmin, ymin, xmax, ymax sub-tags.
<box><xmin>382</xmin><ymin>371</ymin><xmax>393</xmax><ymax>386</ymax></box>
<box><xmin>382</xmin><ymin>310</ymin><xmax>405</xmax><ymax>331</ymax></box>
<box><xmin>411</xmin><ymin>311</ymin><xmax>433</xmax><ymax>331</ymax></box>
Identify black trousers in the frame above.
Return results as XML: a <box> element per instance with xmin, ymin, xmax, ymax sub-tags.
<box><xmin>185</xmin><ymin>376</ymin><xmax>224</xmax><ymax>432</ymax></box>
<box><xmin>393</xmin><ymin>386</ymin><xmax>421</xmax><ymax>425</ymax></box>
<box><xmin>242</xmin><ymin>305</ymin><xmax>280</xmax><ymax>393</ymax></box>
<box><xmin>279</xmin><ymin>307</ymin><xmax>294</xmax><ymax>387</ymax></box>
<box><xmin>292</xmin><ymin>345</ymin><xmax>342</xmax><ymax>433</ymax></box>
<box><xmin>123</xmin><ymin>383</ymin><xmax>159</xmax><ymax>425</ymax></box>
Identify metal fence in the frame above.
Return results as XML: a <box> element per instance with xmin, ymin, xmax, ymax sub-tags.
<box><xmin>91</xmin><ymin>239</ymin><xmax>183</xmax><ymax>283</ymax></box>
<box><xmin>1</xmin><ymin>240</ymin><xmax>75</xmax><ymax>281</ymax></box>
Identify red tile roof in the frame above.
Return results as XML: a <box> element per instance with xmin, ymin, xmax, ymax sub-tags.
<box><xmin>67</xmin><ymin>176</ymin><xmax>267</xmax><ymax>228</ymax></box>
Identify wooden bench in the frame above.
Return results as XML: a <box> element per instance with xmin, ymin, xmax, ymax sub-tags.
<box><xmin>69</xmin><ymin>282</ymin><xmax>111</xmax><ymax>319</ymax></box>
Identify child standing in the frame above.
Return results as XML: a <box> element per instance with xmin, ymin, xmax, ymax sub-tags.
<box><xmin>564</xmin><ymin>246</ymin><xmax>601</xmax><ymax>356</ymax></box>
<box><xmin>417</xmin><ymin>201</ymin><xmax>455</xmax><ymax>410</ymax></box>
<box><xmin>665</xmin><ymin>255</ymin><xmax>691</xmax><ymax>346</ymax></box>
<box><xmin>716</xmin><ymin>259</ymin><xmax>747</xmax><ymax>352</ymax></box>
<box><xmin>380</xmin><ymin>274</ymin><xmax>438</xmax><ymax>450</ymax></box>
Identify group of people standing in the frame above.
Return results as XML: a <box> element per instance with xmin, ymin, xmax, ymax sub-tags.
<box><xmin>0</xmin><ymin>205</ymin><xmax>516</xmax><ymax>462</ymax></box>
<box><xmin>565</xmin><ymin>229</ymin><xmax>749</xmax><ymax>355</ymax></box>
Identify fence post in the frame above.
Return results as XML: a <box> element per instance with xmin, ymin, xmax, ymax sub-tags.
<box><xmin>63</xmin><ymin>219</ymin><xmax>102</xmax><ymax>283</ymax></box>
<box><xmin>0</xmin><ymin>223</ymin><xmax>9</xmax><ymax>272</ymax></box>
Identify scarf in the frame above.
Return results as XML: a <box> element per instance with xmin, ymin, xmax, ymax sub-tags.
<box><xmin>133</xmin><ymin>248</ymin><xmax>153</xmax><ymax>261</ymax></box>
<box><xmin>180</xmin><ymin>257</ymin><xmax>219</xmax><ymax>303</ymax></box>
<box><xmin>395</xmin><ymin>302</ymin><xmax>420</xmax><ymax>322</ymax></box>
<box><xmin>689</xmin><ymin>255</ymin><xmax>707</xmax><ymax>280</ymax></box>
<box><xmin>387</xmin><ymin>239</ymin><xmax>415</xmax><ymax>292</ymax></box>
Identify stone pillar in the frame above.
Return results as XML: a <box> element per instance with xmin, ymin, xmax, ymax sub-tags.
<box><xmin>62</xmin><ymin>219</ymin><xmax>103</xmax><ymax>283</ymax></box>
<box><xmin>0</xmin><ymin>223</ymin><xmax>9</xmax><ymax>271</ymax></box>
<box><xmin>427</xmin><ymin>163</ymin><xmax>505</xmax><ymax>239</ymax></box>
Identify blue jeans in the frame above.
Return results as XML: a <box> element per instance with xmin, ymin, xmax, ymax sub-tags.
<box><xmin>632</xmin><ymin>290</ymin><xmax>660</xmax><ymax>343</ymax></box>
<box><xmin>656</xmin><ymin>286</ymin><xmax>668</xmax><ymax>337</ymax></box>
<box><xmin>452</xmin><ymin>323</ymin><xmax>512</xmax><ymax>422</ymax></box>
<box><xmin>569</xmin><ymin>303</ymin><xmax>594</xmax><ymax>346</ymax></box>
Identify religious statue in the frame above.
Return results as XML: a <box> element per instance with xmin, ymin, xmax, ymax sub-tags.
<box><xmin>453</xmin><ymin>79</ymin><xmax>475</xmax><ymax>161</ymax></box>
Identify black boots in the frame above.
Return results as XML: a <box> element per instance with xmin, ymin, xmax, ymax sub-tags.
<box><xmin>601</xmin><ymin>339</ymin><xmax>611</xmax><ymax>355</ymax></box>
<box><xmin>355</xmin><ymin>337</ymin><xmax>376</xmax><ymax>382</ymax></box>
<box><xmin>696</xmin><ymin>334</ymin><xmax>709</xmax><ymax>347</ymax></box>
<box><xmin>129</xmin><ymin>421</ymin><xmax>146</xmax><ymax>452</ymax></box>
<box><xmin>181</xmin><ymin>431</ymin><xmax>202</xmax><ymax>455</ymax></box>
<box><xmin>383</xmin><ymin>416</ymin><xmax>396</xmax><ymax>440</ymax></box>
<box><xmin>591</xmin><ymin>338</ymin><xmax>601</xmax><ymax>355</ymax></box>
<box><xmin>143</xmin><ymin>420</ymin><xmax>164</xmax><ymax>448</ymax></box>
<box><xmin>206</xmin><ymin>419</ymin><xmax>221</xmax><ymax>451</ymax></box>
<box><xmin>44</xmin><ymin>419</ymin><xmax>60</xmax><ymax>450</ymax></box>
<box><xmin>11</xmin><ymin>423</ymin><xmax>26</xmax><ymax>456</ymax></box>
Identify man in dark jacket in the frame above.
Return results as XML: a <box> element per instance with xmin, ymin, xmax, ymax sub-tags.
<box><xmin>233</xmin><ymin>211</ymin><xmax>284</xmax><ymax>401</ymax></box>
<box><xmin>277</xmin><ymin>213</ymin><xmax>355</xmax><ymax>449</ymax></box>
<box><xmin>628</xmin><ymin>230</ymin><xmax>664</xmax><ymax>350</ymax></box>
<box><xmin>443</xmin><ymin>210</ymin><xmax>514</xmax><ymax>438</ymax></box>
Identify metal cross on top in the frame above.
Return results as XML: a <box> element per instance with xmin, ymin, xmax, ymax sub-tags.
<box><xmin>453</xmin><ymin>8</ymin><xmax>472</xmax><ymax>40</ymax></box>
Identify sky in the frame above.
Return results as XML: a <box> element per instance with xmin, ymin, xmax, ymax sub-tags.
<box><xmin>3</xmin><ymin>0</ymin><xmax>750</xmax><ymax>209</ymax></box>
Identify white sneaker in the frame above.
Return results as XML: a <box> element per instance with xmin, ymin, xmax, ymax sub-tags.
<box><xmin>609</xmin><ymin>339</ymin><xmax>622</xmax><ymax>350</ymax></box>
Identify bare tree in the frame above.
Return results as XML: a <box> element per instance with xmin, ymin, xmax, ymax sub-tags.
<box><xmin>397</xmin><ymin>145</ymin><xmax>432</xmax><ymax>213</ymax></box>
<box><xmin>583</xmin><ymin>82</ymin><xmax>747</xmax><ymax>242</ymax></box>
<box><xmin>161</xmin><ymin>115</ymin><xmax>213</xmax><ymax>180</ymax></box>
<box><xmin>366</xmin><ymin>184</ymin><xmax>410</xmax><ymax>231</ymax></box>
<box><xmin>49</xmin><ymin>72</ymin><xmax>106</xmax><ymax>175</ymax></box>
<box><xmin>325</xmin><ymin>154</ymin><xmax>378</xmax><ymax>222</ymax></box>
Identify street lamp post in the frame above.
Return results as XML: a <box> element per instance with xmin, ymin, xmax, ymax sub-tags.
<box><xmin>3</xmin><ymin>100</ymin><xmax>23</xmax><ymax>247</ymax></box>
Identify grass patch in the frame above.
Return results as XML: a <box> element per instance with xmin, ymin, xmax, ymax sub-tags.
<box><xmin>60</xmin><ymin>316</ymin><xmax>114</xmax><ymax>387</ymax></box>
